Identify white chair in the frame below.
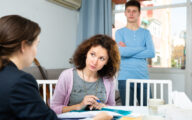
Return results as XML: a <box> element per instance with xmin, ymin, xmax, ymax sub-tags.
<box><xmin>126</xmin><ymin>79</ymin><xmax>172</xmax><ymax>106</ymax></box>
<box><xmin>37</xmin><ymin>80</ymin><xmax>58</xmax><ymax>104</ymax></box>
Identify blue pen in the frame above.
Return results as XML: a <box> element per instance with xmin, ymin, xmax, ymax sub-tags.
<box><xmin>96</xmin><ymin>99</ymin><xmax>101</xmax><ymax>103</ymax></box>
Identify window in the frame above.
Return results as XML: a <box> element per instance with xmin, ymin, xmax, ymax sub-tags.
<box><xmin>112</xmin><ymin>0</ymin><xmax>188</xmax><ymax>69</ymax></box>
<box><xmin>141</xmin><ymin>0</ymin><xmax>186</xmax><ymax>5</ymax></box>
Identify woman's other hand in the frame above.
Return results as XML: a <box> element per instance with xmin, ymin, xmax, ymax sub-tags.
<box><xmin>89</xmin><ymin>102</ymin><xmax>106</xmax><ymax>110</ymax></box>
<box><xmin>93</xmin><ymin>112</ymin><xmax>113</xmax><ymax>120</ymax></box>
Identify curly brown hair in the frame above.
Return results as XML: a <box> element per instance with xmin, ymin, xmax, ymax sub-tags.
<box><xmin>73</xmin><ymin>34</ymin><xmax>120</xmax><ymax>78</ymax></box>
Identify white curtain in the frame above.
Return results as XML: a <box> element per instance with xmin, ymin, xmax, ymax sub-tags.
<box><xmin>185</xmin><ymin>0</ymin><xmax>192</xmax><ymax>100</ymax></box>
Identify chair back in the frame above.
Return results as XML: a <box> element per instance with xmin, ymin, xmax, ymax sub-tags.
<box><xmin>126</xmin><ymin>79</ymin><xmax>172</xmax><ymax>106</ymax></box>
<box><xmin>37</xmin><ymin>80</ymin><xmax>58</xmax><ymax>104</ymax></box>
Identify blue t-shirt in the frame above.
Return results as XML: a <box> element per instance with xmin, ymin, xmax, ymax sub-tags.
<box><xmin>115</xmin><ymin>27</ymin><xmax>155</xmax><ymax>80</ymax></box>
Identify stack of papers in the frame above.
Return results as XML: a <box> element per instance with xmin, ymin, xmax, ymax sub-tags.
<box><xmin>57</xmin><ymin>107</ymin><xmax>131</xmax><ymax>119</ymax></box>
<box><xmin>57</xmin><ymin>111</ymin><xmax>121</xmax><ymax>118</ymax></box>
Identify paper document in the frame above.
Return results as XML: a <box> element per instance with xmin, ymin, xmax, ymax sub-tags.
<box><xmin>57</xmin><ymin>110</ymin><xmax>121</xmax><ymax>118</ymax></box>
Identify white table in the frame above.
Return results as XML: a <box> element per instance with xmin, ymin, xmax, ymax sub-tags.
<box><xmin>106</xmin><ymin>106</ymin><xmax>165</xmax><ymax>120</ymax></box>
<box><xmin>59</xmin><ymin>106</ymin><xmax>165</xmax><ymax>120</ymax></box>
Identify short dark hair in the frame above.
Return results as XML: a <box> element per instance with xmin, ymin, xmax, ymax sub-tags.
<box><xmin>0</xmin><ymin>15</ymin><xmax>41</xmax><ymax>69</ymax></box>
<box><xmin>125</xmin><ymin>0</ymin><xmax>141</xmax><ymax>12</ymax></box>
<box><xmin>73</xmin><ymin>34</ymin><xmax>120</xmax><ymax>78</ymax></box>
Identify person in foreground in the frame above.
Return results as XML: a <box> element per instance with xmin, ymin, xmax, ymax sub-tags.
<box><xmin>115</xmin><ymin>0</ymin><xmax>155</xmax><ymax>106</ymax></box>
<box><xmin>0</xmin><ymin>15</ymin><xmax>112</xmax><ymax>120</ymax></box>
<box><xmin>50</xmin><ymin>34</ymin><xmax>120</xmax><ymax>114</ymax></box>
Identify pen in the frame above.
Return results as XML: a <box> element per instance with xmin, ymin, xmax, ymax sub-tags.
<box><xmin>96</xmin><ymin>99</ymin><xmax>101</xmax><ymax>103</ymax></box>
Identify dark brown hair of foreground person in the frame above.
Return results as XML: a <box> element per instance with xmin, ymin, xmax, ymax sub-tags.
<box><xmin>73</xmin><ymin>34</ymin><xmax>120</xmax><ymax>78</ymax></box>
<box><xmin>125</xmin><ymin>0</ymin><xmax>141</xmax><ymax>12</ymax></box>
<box><xmin>0</xmin><ymin>15</ymin><xmax>40</xmax><ymax>70</ymax></box>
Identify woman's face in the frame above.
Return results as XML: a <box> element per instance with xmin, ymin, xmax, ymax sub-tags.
<box><xmin>22</xmin><ymin>36</ymin><xmax>39</xmax><ymax>68</ymax></box>
<box><xmin>85</xmin><ymin>45</ymin><xmax>109</xmax><ymax>72</ymax></box>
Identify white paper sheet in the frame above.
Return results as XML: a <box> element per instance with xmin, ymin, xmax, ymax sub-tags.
<box><xmin>57</xmin><ymin>110</ymin><xmax>121</xmax><ymax>118</ymax></box>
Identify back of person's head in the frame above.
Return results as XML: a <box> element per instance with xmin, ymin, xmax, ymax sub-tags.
<box><xmin>125</xmin><ymin>0</ymin><xmax>141</xmax><ymax>11</ymax></box>
<box><xmin>73</xmin><ymin>34</ymin><xmax>120</xmax><ymax>78</ymax></box>
<box><xmin>0</xmin><ymin>15</ymin><xmax>41</xmax><ymax>70</ymax></box>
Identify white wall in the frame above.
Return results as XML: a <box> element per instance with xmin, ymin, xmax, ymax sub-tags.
<box><xmin>0</xmin><ymin>0</ymin><xmax>78</xmax><ymax>69</ymax></box>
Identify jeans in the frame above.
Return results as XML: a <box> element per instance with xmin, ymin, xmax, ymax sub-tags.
<box><xmin>118</xmin><ymin>80</ymin><xmax>149</xmax><ymax>106</ymax></box>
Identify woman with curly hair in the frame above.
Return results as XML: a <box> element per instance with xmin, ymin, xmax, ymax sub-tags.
<box><xmin>50</xmin><ymin>34</ymin><xmax>120</xmax><ymax>114</ymax></box>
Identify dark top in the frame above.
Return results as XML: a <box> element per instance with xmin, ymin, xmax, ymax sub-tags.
<box><xmin>0</xmin><ymin>62</ymin><xmax>60</xmax><ymax>120</ymax></box>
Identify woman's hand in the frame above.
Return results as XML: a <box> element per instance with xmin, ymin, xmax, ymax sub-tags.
<box><xmin>78</xmin><ymin>95</ymin><xmax>99</xmax><ymax>110</ymax></box>
<box><xmin>93</xmin><ymin>112</ymin><xmax>113</xmax><ymax>120</ymax></box>
<box><xmin>89</xmin><ymin>103</ymin><xmax>106</xmax><ymax>110</ymax></box>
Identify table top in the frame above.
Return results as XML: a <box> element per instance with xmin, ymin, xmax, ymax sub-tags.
<box><xmin>59</xmin><ymin>106</ymin><xmax>165</xmax><ymax>120</ymax></box>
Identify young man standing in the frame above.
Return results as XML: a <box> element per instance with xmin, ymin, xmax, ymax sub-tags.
<box><xmin>115</xmin><ymin>0</ymin><xmax>155</xmax><ymax>106</ymax></box>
